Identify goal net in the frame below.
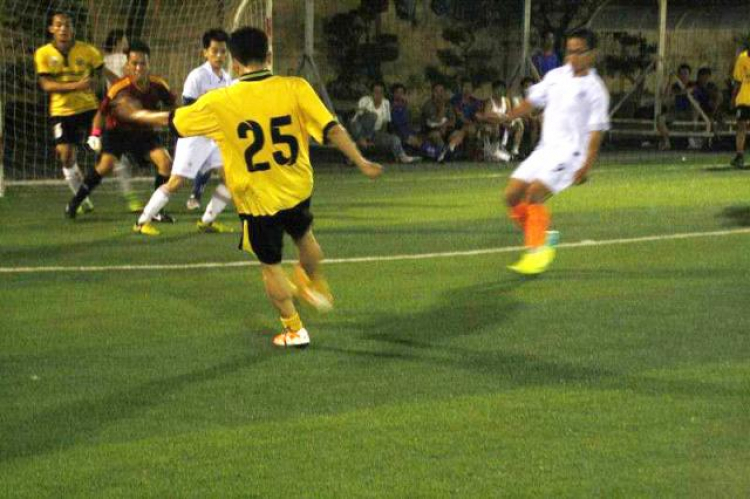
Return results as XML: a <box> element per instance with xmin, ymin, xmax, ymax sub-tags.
<box><xmin>0</xmin><ymin>0</ymin><xmax>272</xmax><ymax>193</ymax></box>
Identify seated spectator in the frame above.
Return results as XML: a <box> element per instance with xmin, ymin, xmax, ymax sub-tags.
<box><xmin>390</xmin><ymin>83</ymin><xmax>424</xmax><ymax>149</ymax></box>
<box><xmin>512</xmin><ymin>76</ymin><xmax>540</xmax><ymax>158</ymax></box>
<box><xmin>450</xmin><ymin>78</ymin><xmax>483</xmax><ymax>146</ymax></box>
<box><xmin>657</xmin><ymin>63</ymin><xmax>695</xmax><ymax>150</ymax></box>
<box><xmin>349</xmin><ymin>81</ymin><xmax>420</xmax><ymax>164</ymax></box>
<box><xmin>690</xmin><ymin>67</ymin><xmax>722</xmax><ymax>149</ymax></box>
<box><xmin>477</xmin><ymin>79</ymin><xmax>523</xmax><ymax>162</ymax></box>
<box><xmin>531</xmin><ymin>30</ymin><xmax>561</xmax><ymax>79</ymax></box>
<box><xmin>421</xmin><ymin>82</ymin><xmax>466</xmax><ymax>162</ymax></box>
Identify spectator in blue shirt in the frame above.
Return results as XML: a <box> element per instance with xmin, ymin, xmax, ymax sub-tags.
<box><xmin>531</xmin><ymin>31</ymin><xmax>561</xmax><ymax>79</ymax></box>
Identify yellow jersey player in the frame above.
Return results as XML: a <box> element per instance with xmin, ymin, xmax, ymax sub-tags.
<box><xmin>116</xmin><ymin>27</ymin><xmax>382</xmax><ymax>348</ymax></box>
<box><xmin>34</xmin><ymin>11</ymin><xmax>103</xmax><ymax>212</ymax></box>
<box><xmin>730</xmin><ymin>44</ymin><xmax>750</xmax><ymax>169</ymax></box>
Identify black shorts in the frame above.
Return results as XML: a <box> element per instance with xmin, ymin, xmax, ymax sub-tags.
<box><xmin>50</xmin><ymin>109</ymin><xmax>96</xmax><ymax>146</ymax></box>
<box><xmin>101</xmin><ymin>129</ymin><xmax>163</xmax><ymax>160</ymax></box>
<box><xmin>736</xmin><ymin>106</ymin><xmax>750</xmax><ymax>121</ymax></box>
<box><xmin>238</xmin><ymin>198</ymin><xmax>314</xmax><ymax>265</ymax></box>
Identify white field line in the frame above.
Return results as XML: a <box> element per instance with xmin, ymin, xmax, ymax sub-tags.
<box><xmin>2</xmin><ymin>227</ymin><xmax>749</xmax><ymax>274</ymax></box>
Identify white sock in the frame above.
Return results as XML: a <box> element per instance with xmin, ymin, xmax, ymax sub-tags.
<box><xmin>201</xmin><ymin>183</ymin><xmax>231</xmax><ymax>224</ymax></box>
<box><xmin>62</xmin><ymin>164</ymin><xmax>83</xmax><ymax>194</ymax></box>
<box><xmin>113</xmin><ymin>156</ymin><xmax>133</xmax><ymax>196</ymax></box>
<box><xmin>138</xmin><ymin>187</ymin><xmax>170</xmax><ymax>225</ymax></box>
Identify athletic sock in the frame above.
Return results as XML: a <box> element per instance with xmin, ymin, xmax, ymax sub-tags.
<box><xmin>524</xmin><ymin>203</ymin><xmax>550</xmax><ymax>249</ymax></box>
<box><xmin>154</xmin><ymin>173</ymin><xmax>169</xmax><ymax>190</ymax></box>
<box><xmin>280</xmin><ymin>312</ymin><xmax>303</xmax><ymax>333</ymax></box>
<box><xmin>62</xmin><ymin>164</ymin><xmax>84</xmax><ymax>194</ymax></box>
<box><xmin>69</xmin><ymin>170</ymin><xmax>102</xmax><ymax>210</ymax></box>
<box><xmin>138</xmin><ymin>187</ymin><xmax>170</xmax><ymax>226</ymax></box>
<box><xmin>509</xmin><ymin>201</ymin><xmax>529</xmax><ymax>230</ymax></box>
<box><xmin>192</xmin><ymin>170</ymin><xmax>212</xmax><ymax>201</ymax></box>
<box><xmin>113</xmin><ymin>157</ymin><xmax>133</xmax><ymax>197</ymax></box>
<box><xmin>201</xmin><ymin>183</ymin><xmax>231</xmax><ymax>224</ymax></box>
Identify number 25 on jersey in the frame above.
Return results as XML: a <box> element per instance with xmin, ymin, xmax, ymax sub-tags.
<box><xmin>237</xmin><ymin>115</ymin><xmax>300</xmax><ymax>172</ymax></box>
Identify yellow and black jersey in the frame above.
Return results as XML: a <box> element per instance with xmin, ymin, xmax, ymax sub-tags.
<box><xmin>733</xmin><ymin>50</ymin><xmax>750</xmax><ymax>106</ymax></box>
<box><xmin>170</xmin><ymin>70</ymin><xmax>337</xmax><ymax>217</ymax></box>
<box><xmin>34</xmin><ymin>41</ymin><xmax>104</xmax><ymax>117</ymax></box>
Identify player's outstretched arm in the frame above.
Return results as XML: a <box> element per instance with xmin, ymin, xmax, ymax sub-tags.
<box><xmin>327</xmin><ymin>123</ymin><xmax>383</xmax><ymax>179</ymax></box>
<box><xmin>111</xmin><ymin>94</ymin><xmax>170</xmax><ymax>128</ymax></box>
<box><xmin>574</xmin><ymin>130</ymin><xmax>604</xmax><ymax>185</ymax></box>
<box><xmin>486</xmin><ymin>99</ymin><xmax>535</xmax><ymax>124</ymax></box>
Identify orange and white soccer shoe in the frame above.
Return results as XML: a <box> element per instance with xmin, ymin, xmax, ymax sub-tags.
<box><xmin>292</xmin><ymin>265</ymin><xmax>334</xmax><ymax>313</ymax></box>
<box><xmin>272</xmin><ymin>327</ymin><xmax>310</xmax><ymax>348</ymax></box>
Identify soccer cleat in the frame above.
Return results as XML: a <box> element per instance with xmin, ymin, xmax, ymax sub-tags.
<box><xmin>153</xmin><ymin>211</ymin><xmax>176</xmax><ymax>223</ymax></box>
<box><xmin>132</xmin><ymin>222</ymin><xmax>160</xmax><ymax>236</ymax></box>
<box><xmin>730</xmin><ymin>154</ymin><xmax>745</xmax><ymax>169</ymax></box>
<box><xmin>272</xmin><ymin>327</ymin><xmax>310</xmax><ymax>348</ymax></box>
<box><xmin>186</xmin><ymin>195</ymin><xmax>201</xmax><ymax>211</ymax></box>
<box><xmin>196</xmin><ymin>220</ymin><xmax>235</xmax><ymax>233</ymax></box>
<box><xmin>292</xmin><ymin>265</ymin><xmax>334</xmax><ymax>313</ymax></box>
<box><xmin>65</xmin><ymin>203</ymin><xmax>77</xmax><ymax>219</ymax></box>
<box><xmin>507</xmin><ymin>246</ymin><xmax>556</xmax><ymax>275</ymax></box>
<box><xmin>81</xmin><ymin>198</ymin><xmax>95</xmax><ymax>213</ymax></box>
<box><xmin>126</xmin><ymin>194</ymin><xmax>144</xmax><ymax>213</ymax></box>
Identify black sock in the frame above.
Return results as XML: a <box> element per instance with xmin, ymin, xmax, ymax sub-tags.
<box><xmin>154</xmin><ymin>173</ymin><xmax>169</xmax><ymax>190</ymax></box>
<box><xmin>69</xmin><ymin>170</ymin><xmax>102</xmax><ymax>210</ymax></box>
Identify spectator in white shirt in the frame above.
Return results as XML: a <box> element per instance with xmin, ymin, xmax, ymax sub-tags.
<box><xmin>349</xmin><ymin>82</ymin><xmax>420</xmax><ymax>163</ymax></box>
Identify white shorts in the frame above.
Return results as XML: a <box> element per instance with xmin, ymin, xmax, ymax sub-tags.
<box><xmin>510</xmin><ymin>146</ymin><xmax>585</xmax><ymax>194</ymax></box>
<box><xmin>171</xmin><ymin>136</ymin><xmax>223</xmax><ymax>180</ymax></box>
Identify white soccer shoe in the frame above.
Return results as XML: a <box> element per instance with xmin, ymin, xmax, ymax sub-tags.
<box><xmin>272</xmin><ymin>328</ymin><xmax>310</xmax><ymax>348</ymax></box>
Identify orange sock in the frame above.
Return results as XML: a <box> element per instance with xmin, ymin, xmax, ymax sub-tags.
<box><xmin>524</xmin><ymin>204</ymin><xmax>549</xmax><ymax>248</ymax></box>
<box><xmin>509</xmin><ymin>201</ymin><xmax>529</xmax><ymax>230</ymax></box>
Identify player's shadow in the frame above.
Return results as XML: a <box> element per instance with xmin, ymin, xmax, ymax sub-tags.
<box><xmin>719</xmin><ymin>205</ymin><xmax>750</xmax><ymax>226</ymax></box>
<box><xmin>319</xmin><ymin>278</ymin><xmax>748</xmax><ymax>401</ymax></box>
<box><xmin>0</xmin><ymin>349</ymin><xmax>271</xmax><ymax>464</ymax></box>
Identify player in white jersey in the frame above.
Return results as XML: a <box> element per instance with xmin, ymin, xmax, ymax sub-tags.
<box><xmin>134</xmin><ymin>29</ymin><xmax>234</xmax><ymax>235</ymax></box>
<box><xmin>493</xmin><ymin>28</ymin><xmax>610</xmax><ymax>275</ymax></box>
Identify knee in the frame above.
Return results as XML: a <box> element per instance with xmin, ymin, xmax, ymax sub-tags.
<box><xmin>165</xmin><ymin>176</ymin><xmax>184</xmax><ymax>192</ymax></box>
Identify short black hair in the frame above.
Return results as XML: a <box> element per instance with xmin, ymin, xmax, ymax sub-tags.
<box><xmin>203</xmin><ymin>28</ymin><xmax>229</xmax><ymax>49</ymax></box>
<box><xmin>391</xmin><ymin>83</ymin><xmax>406</xmax><ymax>94</ymax></box>
<box><xmin>697</xmin><ymin>67</ymin><xmax>712</xmax><ymax>77</ymax></box>
<box><xmin>47</xmin><ymin>10</ymin><xmax>72</xmax><ymax>27</ymax></box>
<box><xmin>492</xmin><ymin>79</ymin><xmax>507</xmax><ymax>90</ymax></box>
<box><xmin>678</xmin><ymin>63</ymin><xmax>692</xmax><ymax>73</ymax></box>
<box><xmin>229</xmin><ymin>27</ymin><xmax>268</xmax><ymax>65</ymax></box>
<box><xmin>567</xmin><ymin>27</ymin><xmax>597</xmax><ymax>50</ymax></box>
<box><xmin>103</xmin><ymin>29</ymin><xmax>126</xmax><ymax>53</ymax></box>
<box><xmin>127</xmin><ymin>39</ymin><xmax>150</xmax><ymax>57</ymax></box>
<box><xmin>371</xmin><ymin>81</ymin><xmax>385</xmax><ymax>91</ymax></box>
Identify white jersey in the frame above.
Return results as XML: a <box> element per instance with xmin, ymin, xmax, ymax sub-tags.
<box><xmin>104</xmin><ymin>53</ymin><xmax>126</xmax><ymax>88</ymax></box>
<box><xmin>182</xmin><ymin>61</ymin><xmax>232</xmax><ymax>102</ymax></box>
<box><xmin>356</xmin><ymin>96</ymin><xmax>391</xmax><ymax>132</ymax></box>
<box><xmin>526</xmin><ymin>64</ymin><xmax>610</xmax><ymax>155</ymax></box>
<box><xmin>173</xmin><ymin>62</ymin><xmax>232</xmax><ymax>179</ymax></box>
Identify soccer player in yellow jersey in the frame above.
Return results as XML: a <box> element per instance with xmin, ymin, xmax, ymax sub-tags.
<box><xmin>34</xmin><ymin>11</ymin><xmax>103</xmax><ymax>211</ymax></box>
<box><xmin>116</xmin><ymin>27</ymin><xmax>382</xmax><ymax>348</ymax></box>
<box><xmin>730</xmin><ymin>45</ymin><xmax>750</xmax><ymax>169</ymax></box>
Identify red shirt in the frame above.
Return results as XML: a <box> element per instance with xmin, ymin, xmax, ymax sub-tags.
<box><xmin>101</xmin><ymin>75</ymin><xmax>175</xmax><ymax>131</ymax></box>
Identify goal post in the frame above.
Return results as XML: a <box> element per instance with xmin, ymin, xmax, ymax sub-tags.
<box><xmin>0</xmin><ymin>0</ymin><xmax>272</xmax><ymax>188</ymax></box>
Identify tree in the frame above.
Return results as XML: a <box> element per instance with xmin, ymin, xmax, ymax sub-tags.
<box><xmin>530</xmin><ymin>0</ymin><xmax>605</xmax><ymax>51</ymax></box>
<box><xmin>424</xmin><ymin>26</ymin><xmax>500</xmax><ymax>89</ymax></box>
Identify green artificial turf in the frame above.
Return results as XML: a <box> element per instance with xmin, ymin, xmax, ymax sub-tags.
<box><xmin>1</xmin><ymin>160</ymin><xmax>749</xmax><ymax>497</ymax></box>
